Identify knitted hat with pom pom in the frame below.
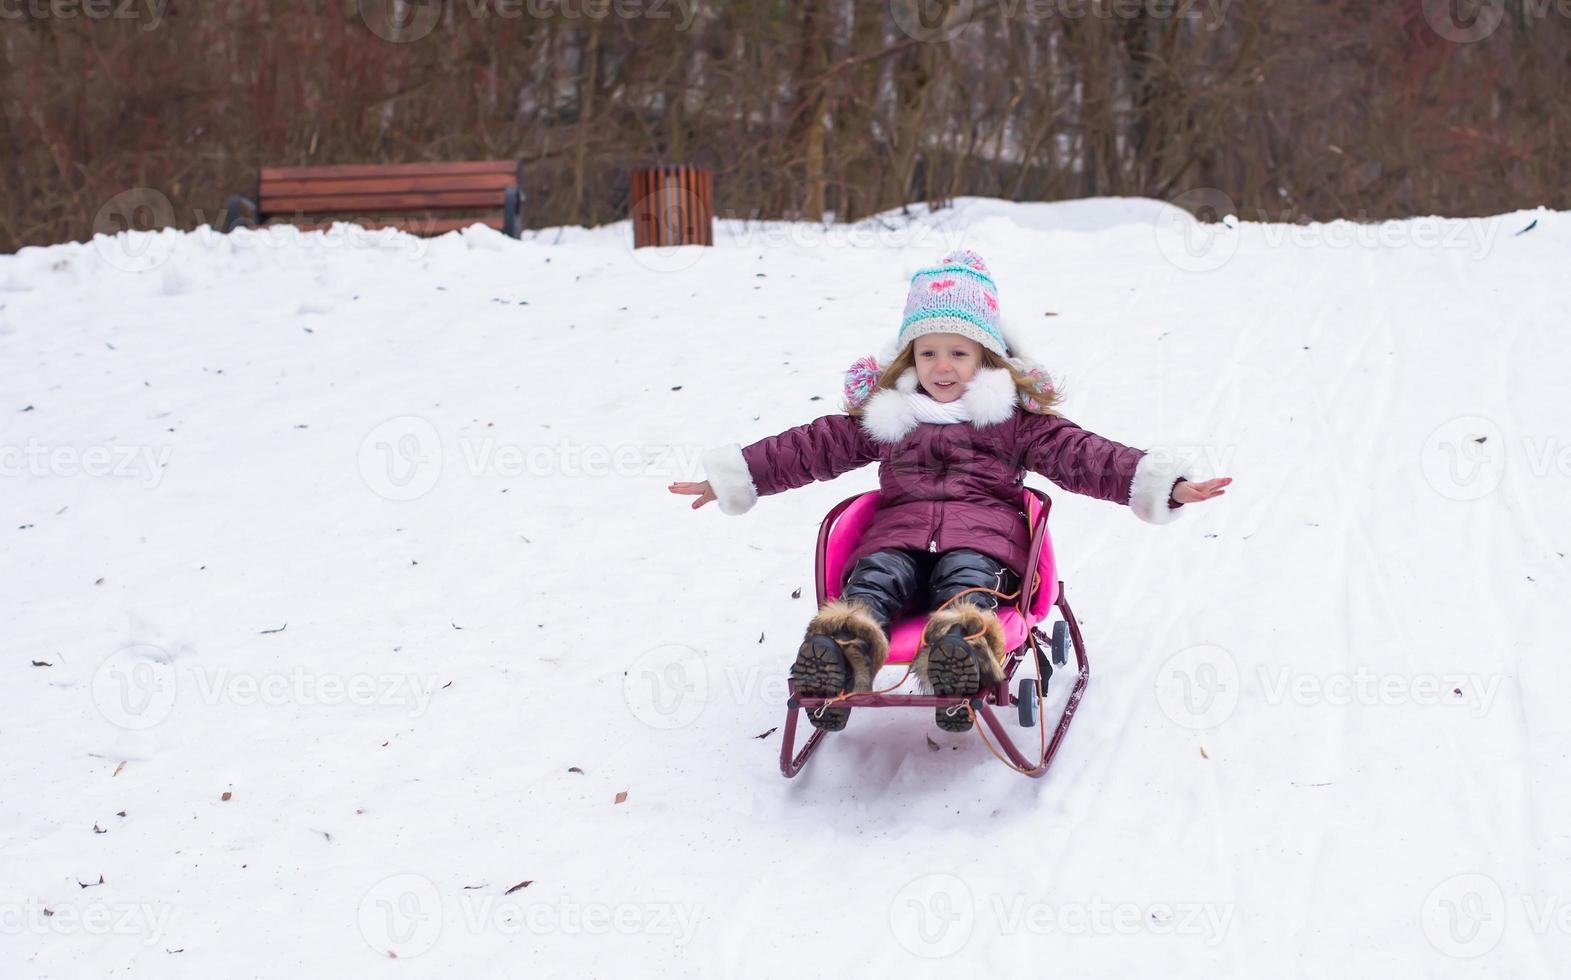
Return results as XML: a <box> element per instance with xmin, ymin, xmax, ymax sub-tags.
<box><xmin>848</xmin><ymin>249</ymin><xmax>1055</xmax><ymax>412</ymax></box>
<box><xmin>895</xmin><ymin>249</ymin><xmax>1007</xmax><ymax>358</ymax></box>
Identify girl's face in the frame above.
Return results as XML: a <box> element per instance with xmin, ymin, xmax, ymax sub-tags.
<box><xmin>912</xmin><ymin>333</ymin><xmax>984</xmax><ymax>403</ymax></box>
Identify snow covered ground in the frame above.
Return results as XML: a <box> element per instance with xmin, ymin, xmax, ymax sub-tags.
<box><xmin>3</xmin><ymin>196</ymin><xmax>1569</xmax><ymax>977</ymax></box>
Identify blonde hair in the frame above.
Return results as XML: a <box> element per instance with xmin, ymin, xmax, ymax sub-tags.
<box><xmin>845</xmin><ymin>345</ymin><xmax>1063</xmax><ymax>417</ymax></box>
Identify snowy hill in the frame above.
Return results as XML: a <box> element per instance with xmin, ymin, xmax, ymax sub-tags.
<box><xmin>3</xmin><ymin>198</ymin><xmax>1569</xmax><ymax>977</ymax></box>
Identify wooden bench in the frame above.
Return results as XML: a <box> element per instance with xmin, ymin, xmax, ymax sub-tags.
<box><xmin>224</xmin><ymin>160</ymin><xmax>523</xmax><ymax>238</ymax></box>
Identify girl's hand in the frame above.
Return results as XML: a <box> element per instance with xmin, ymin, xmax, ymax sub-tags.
<box><xmin>668</xmin><ymin>480</ymin><xmax>718</xmax><ymax>510</ymax></box>
<box><xmin>1172</xmin><ymin>477</ymin><xmax>1231</xmax><ymax>505</ymax></box>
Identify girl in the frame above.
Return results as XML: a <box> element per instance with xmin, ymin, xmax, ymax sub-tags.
<box><xmin>669</xmin><ymin>250</ymin><xmax>1230</xmax><ymax>734</ymax></box>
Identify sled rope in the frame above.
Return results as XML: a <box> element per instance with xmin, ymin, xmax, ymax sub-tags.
<box><xmin>810</xmin><ymin>662</ymin><xmax>917</xmax><ymax>716</ymax></box>
<box><xmin>932</xmin><ymin>585</ymin><xmax>1020</xmax><ymax>643</ymax></box>
<box><xmin>964</xmin><ymin>627</ymin><xmax>1052</xmax><ymax>775</ymax></box>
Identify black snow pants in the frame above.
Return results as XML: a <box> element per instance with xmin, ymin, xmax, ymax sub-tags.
<box><xmin>840</xmin><ymin>548</ymin><xmax>1020</xmax><ymax>636</ymax></box>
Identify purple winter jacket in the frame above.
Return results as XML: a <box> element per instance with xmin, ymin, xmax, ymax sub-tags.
<box><xmin>701</xmin><ymin>366</ymin><xmax>1190</xmax><ymax>580</ymax></box>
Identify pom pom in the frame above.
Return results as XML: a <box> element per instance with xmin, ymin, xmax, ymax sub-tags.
<box><xmin>943</xmin><ymin>249</ymin><xmax>989</xmax><ymax>273</ymax></box>
<box><xmin>843</xmin><ymin>355</ymin><xmax>881</xmax><ymax>409</ymax></box>
<box><xmin>1009</xmin><ymin>356</ymin><xmax>1056</xmax><ymax>413</ymax></box>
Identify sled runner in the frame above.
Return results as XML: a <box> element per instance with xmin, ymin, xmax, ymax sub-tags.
<box><xmin>781</xmin><ymin>486</ymin><xmax>1090</xmax><ymax>779</ymax></box>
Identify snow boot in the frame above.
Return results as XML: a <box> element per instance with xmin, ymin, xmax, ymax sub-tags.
<box><xmin>791</xmin><ymin>599</ymin><xmax>889</xmax><ymax>732</ymax></box>
<box><xmin>915</xmin><ymin>603</ymin><xmax>1008</xmax><ymax>733</ymax></box>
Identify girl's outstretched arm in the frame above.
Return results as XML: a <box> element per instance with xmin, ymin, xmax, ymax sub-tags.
<box><xmin>1017</xmin><ymin>412</ymin><xmax>1218</xmax><ymax>524</ymax></box>
<box><xmin>682</xmin><ymin>414</ymin><xmax>879</xmax><ymax>516</ymax></box>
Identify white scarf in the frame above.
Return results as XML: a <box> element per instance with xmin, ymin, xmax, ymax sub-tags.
<box><xmin>906</xmin><ymin>391</ymin><xmax>972</xmax><ymax>424</ymax></box>
<box><xmin>859</xmin><ymin>367</ymin><xmax>1017</xmax><ymax>444</ymax></box>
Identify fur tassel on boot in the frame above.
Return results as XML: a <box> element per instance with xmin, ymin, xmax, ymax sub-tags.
<box><xmin>791</xmin><ymin>599</ymin><xmax>890</xmax><ymax>731</ymax></box>
<box><xmin>914</xmin><ymin>603</ymin><xmax>1009</xmax><ymax>732</ymax></box>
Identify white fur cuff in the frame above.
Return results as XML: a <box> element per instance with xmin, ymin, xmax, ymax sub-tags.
<box><xmin>701</xmin><ymin>443</ymin><xmax>759</xmax><ymax>516</ymax></box>
<box><xmin>1129</xmin><ymin>451</ymin><xmax>1189</xmax><ymax>525</ymax></box>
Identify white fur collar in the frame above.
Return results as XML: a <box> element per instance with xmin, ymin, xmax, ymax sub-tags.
<box><xmin>858</xmin><ymin>366</ymin><xmax>1018</xmax><ymax>444</ymax></box>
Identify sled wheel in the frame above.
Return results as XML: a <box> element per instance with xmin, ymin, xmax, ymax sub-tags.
<box><xmin>1050</xmin><ymin>620</ymin><xmax>1070</xmax><ymax>668</ymax></box>
<box><xmin>1016</xmin><ymin>677</ymin><xmax>1039</xmax><ymax>727</ymax></box>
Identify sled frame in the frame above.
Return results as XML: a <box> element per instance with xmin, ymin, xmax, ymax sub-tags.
<box><xmin>779</xmin><ymin>489</ymin><xmax>1091</xmax><ymax>779</ymax></box>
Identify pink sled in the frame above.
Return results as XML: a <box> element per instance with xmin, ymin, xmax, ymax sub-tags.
<box><xmin>781</xmin><ymin>486</ymin><xmax>1091</xmax><ymax>778</ymax></box>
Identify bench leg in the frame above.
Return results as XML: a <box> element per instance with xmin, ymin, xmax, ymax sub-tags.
<box><xmin>223</xmin><ymin>194</ymin><xmax>257</xmax><ymax>233</ymax></box>
<box><xmin>503</xmin><ymin>187</ymin><xmax>523</xmax><ymax>238</ymax></box>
